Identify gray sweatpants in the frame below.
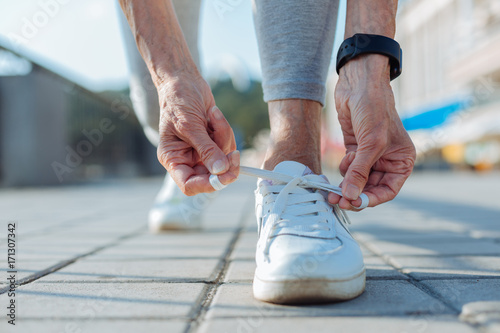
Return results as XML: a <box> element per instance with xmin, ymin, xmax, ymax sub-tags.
<box><xmin>119</xmin><ymin>0</ymin><xmax>339</xmax><ymax>147</ymax></box>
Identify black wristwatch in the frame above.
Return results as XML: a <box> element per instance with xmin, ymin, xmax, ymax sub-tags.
<box><xmin>336</xmin><ymin>33</ymin><xmax>403</xmax><ymax>81</ymax></box>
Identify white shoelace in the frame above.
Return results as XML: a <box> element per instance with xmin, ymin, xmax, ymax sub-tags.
<box><xmin>238</xmin><ymin>166</ymin><xmax>369</xmax><ymax>260</ymax></box>
<box><xmin>239</xmin><ymin>166</ymin><xmax>369</xmax><ymax>209</ymax></box>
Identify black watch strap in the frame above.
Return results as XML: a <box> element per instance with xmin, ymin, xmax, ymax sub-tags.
<box><xmin>336</xmin><ymin>33</ymin><xmax>403</xmax><ymax>81</ymax></box>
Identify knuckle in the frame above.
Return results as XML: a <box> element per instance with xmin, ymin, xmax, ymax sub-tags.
<box><xmin>175</xmin><ymin>119</ymin><xmax>197</xmax><ymax>135</ymax></box>
<box><xmin>349</xmin><ymin>167</ymin><xmax>369</xmax><ymax>183</ymax></box>
<box><xmin>197</xmin><ymin>143</ymin><xmax>218</xmax><ymax>160</ymax></box>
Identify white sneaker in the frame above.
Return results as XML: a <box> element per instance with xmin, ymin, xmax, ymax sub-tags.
<box><xmin>251</xmin><ymin>161</ymin><xmax>365</xmax><ymax>304</ymax></box>
<box><xmin>148</xmin><ymin>174</ymin><xmax>212</xmax><ymax>232</ymax></box>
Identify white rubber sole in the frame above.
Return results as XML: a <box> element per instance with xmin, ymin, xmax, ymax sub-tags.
<box><xmin>253</xmin><ymin>269</ymin><xmax>366</xmax><ymax>304</ymax></box>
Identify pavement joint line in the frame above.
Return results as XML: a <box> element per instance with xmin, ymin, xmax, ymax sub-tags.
<box><xmin>369</xmin><ymin>246</ymin><xmax>500</xmax><ymax>332</ymax></box>
<box><xmin>184</xmin><ymin>194</ymin><xmax>254</xmax><ymax>333</ymax></box>
<box><xmin>0</xmin><ymin>225</ymin><xmax>147</xmax><ymax>294</ymax></box>
<box><xmin>357</xmin><ymin>238</ymin><xmax>462</xmax><ymax>315</ymax></box>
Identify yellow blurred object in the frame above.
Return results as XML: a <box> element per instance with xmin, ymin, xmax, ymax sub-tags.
<box><xmin>442</xmin><ymin>144</ymin><xmax>465</xmax><ymax>164</ymax></box>
<box><xmin>474</xmin><ymin>161</ymin><xmax>494</xmax><ymax>172</ymax></box>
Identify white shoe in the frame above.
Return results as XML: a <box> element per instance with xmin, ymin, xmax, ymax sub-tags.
<box><xmin>251</xmin><ymin>161</ymin><xmax>365</xmax><ymax>304</ymax></box>
<box><xmin>148</xmin><ymin>174</ymin><xmax>212</xmax><ymax>232</ymax></box>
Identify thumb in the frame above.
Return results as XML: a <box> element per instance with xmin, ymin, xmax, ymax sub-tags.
<box><xmin>185</xmin><ymin>128</ymin><xmax>230</xmax><ymax>175</ymax></box>
<box><xmin>342</xmin><ymin>149</ymin><xmax>379</xmax><ymax>201</ymax></box>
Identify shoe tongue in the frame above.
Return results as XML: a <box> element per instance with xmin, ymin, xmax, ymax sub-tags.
<box><xmin>273</xmin><ymin>161</ymin><xmax>312</xmax><ymax>177</ymax></box>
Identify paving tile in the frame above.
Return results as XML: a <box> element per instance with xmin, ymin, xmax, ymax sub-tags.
<box><xmin>363</xmin><ymin>256</ymin><xmax>408</xmax><ymax>279</ymax></box>
<box><xmin>206</xmin><ymin>280</ymin><xmax>453</xmax><ymax>318</ymax></box>
<box><xmin>224</xmin><ymin>260</ymin><xmax>255</xmax><ymax>282</ymax></box>
<box><xmin>87</xmin><ymin>232</ymin><xmax>234</xmax><ymax>260</ymax></box>
<box><xmin>202</xmin><ymin>176</ymin><xmax>255</xmax><ymax>230</ymax></box>
<box><xmin>366</xmin><ymin>239</ymin><xmax>500</xmax><ymax>256</ymax></box>
<box><xmin>8</xmin><ymin>282</ymin><xmax>204</xmax><ymax>319</ymax></box>
<box><xmin>0</xmin><ymin>320</ymin><xmax>187</xmax><ymax>333</ymax></box>
<box><xmin>198</xmin><ymin>316</ymin><xmax>476</xmax><ymax>333</ymax></box>
<box><xmin>352</xmin><ymin>217</ymin><xmax>470</xmax><ymax>236</ymax></box>
<box><xmin>37</xmin><ymin>258</ymin><xmax>219</xmax><ymax>282</ymax></box>
<box><xmin>354</xmin><ymin>231</ymin><xmax>472</xmax><ymax>242</ymax></box>
<box><xmin>421</xmin><ymin>279</ymin><xmax>500</xmax><ymax>312</ymax></box>
<box><xmin>230</xmin><ymin>232</ymin><xmax>258</xmax><ymax>260</ymax></box>
<box><xmin>389</xmin><ymin>256</ymin><xmax>500</xmax><ymax>279</ymax></box>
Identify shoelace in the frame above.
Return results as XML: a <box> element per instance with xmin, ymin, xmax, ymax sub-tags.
<box><xmin>239</xmin><ymin>166</ymin><xmax>369</xmax><ymax>260</ymax></box>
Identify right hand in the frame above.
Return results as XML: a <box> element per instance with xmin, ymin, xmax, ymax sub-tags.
<box><xmin>156</xmin><ymin>72</ymin><xmax>240</xmax><ymax>195</ymax></box>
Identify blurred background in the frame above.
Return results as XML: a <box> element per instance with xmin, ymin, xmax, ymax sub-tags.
<box><xmin>0</xmin><ymin>0</ymin><xmax>499</xmax><ymax>187</ymax></box>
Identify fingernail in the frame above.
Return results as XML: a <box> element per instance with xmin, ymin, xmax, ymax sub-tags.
<box><xmin>212</xmin><ymin>159</ymin><xmax>227</xmax><ymax>174</ymax></box>
<box><xmin>345</xmin><ymin>184</ymin><xmax>360</xmax><ymax>200</ymax></box>
<box><xmin>230</xmin><ymin>150</ymin><xmax>240</xmax><ymax>167</ymax></box>
<box><xmin>212</xmin><ymin>106</ymin><xmax>223</xmax><ymax>120</ymax></box>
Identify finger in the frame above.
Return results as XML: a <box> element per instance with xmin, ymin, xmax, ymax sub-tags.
<box><xmin>342</xmin><ymin>147</ymin><xmax>382</xmax><ymax>203</ymax></box>
<box><xmin>170</xmin><ymin>164</ymin><xmax>216</xmax><ymax>196</ymax></box>
<box><xmin>208</xmin><ymin>106</ymin><xmax>237</xmax><ymax>154</ymax></box>
<box><xmin>216</xmin><ymin>150</ymin><xmax>240</xmax><ymax>185</ymax></box>
<box><xmin>182</xmin><ymin>111</ymin><xmax>230</xmax><ymax>176</ymax></box>
<box><xmin>170</xmin><ymin>150</ymin><xmax>240</xmax><ymax>195</ymax></box>
<box><xmin>339</xmin><ymin>151</ymin><xmax>356</xmax><ymax>177</ymax></box>
<box><xmin>328</xmin><ymin>192</ymin><xmax>341</xmax><ymax>205</ymax></box>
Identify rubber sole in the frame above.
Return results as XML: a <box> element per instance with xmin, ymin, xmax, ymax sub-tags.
<box><xmin>253</xmin><ymin>269</ymin><xmax>366</xmax><ymax>304</ymax></box>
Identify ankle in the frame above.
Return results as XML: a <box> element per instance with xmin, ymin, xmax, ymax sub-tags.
<box><xmin>263</xmin><ymin>99</ymin><xmax>322</xmax><ymax>174</ymax></box>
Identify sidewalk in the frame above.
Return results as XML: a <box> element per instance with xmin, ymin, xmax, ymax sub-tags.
<box><xmin>1</xmin><ymin>171</ymin><xmax>500</xmax><ymax>333</ymax></box>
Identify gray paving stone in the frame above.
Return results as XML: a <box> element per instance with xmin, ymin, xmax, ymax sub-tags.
<box><xmin>363</xmin><ymin>256</ymin><xmax>408</xmax><ymax>279</ymax></box>
<box><xmin>422</xmin><ymin>279</ymin><xmax>500</xmax><ymax>312</ymax></box>
<box><xmin>393</xmin><ymin>171</ymin><xmax>500</xmax><ymax>210</ymax></box>
<box><xmin>206</xmin><ymin>280</ymin><xmax>453</xmax><ymax>318</ymax></box>
<box><xmin>198</xmin><ymin>316</ymin><xmax>476</xmax><ymax>333</ymax></box>
<box><xmin>0</xmin><ymin>320</ymin><xmax>187</xmax><ymax>333</ymax></box>
<box><xmin>230</xmin><ymin>232</ymin><xmax>258</xmax><ymax>260</ymax></box>
<box><xmin>8</xmin><ymin>282</ymin><xmax>204</xmax><ymax>319</ymax></box>
<box><xmin>354</xmin><ymin>231</ymin><xmax>472</xmax><ymax>242</ymax></box>
<box><xmin>87</xmin><ymin>232</ymin><xmax>234</xmax><ymax>260</ymax></box>
<box><xmin>389</xmin><ymin>256</ymin><xmax>500</xmax><ymax>279</ymax></box>
<box><xmin>224</xmin><ymin>260</ymin><xmax>255</xmax><ymax>283</ymax></box>
<box><xmin>14</xmin><ymin>245</ymin><xmax>98</xmax><ymax>262</ymax></box>
<box><xmin>37</xmin><ymin>258</ymin><xmax>219</xmax><ymax>282</ymax></box>
<box><xmin>202</xmin><ymin>176</ymin><xmax>255</xmax><ymax>229</ymax></box>
<box><xmin>366</xmin><ymin>239</ymin><xmax>500</xmax><ymax>256</ymax></box>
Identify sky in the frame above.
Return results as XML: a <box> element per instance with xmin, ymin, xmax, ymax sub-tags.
<box><xmin>0</xmin><ymin>0</ymin><xmax>346</xmax><ymax>91</ymax></box>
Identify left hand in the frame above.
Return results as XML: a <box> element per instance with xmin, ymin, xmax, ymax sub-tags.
<box><xmin>329</xmin><ymin>54</ymin><xmax>416</xmax><ymax>210</ymax></box>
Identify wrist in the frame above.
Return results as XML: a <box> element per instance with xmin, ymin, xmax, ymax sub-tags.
<box><xmin>339</xmin><ymin>54</ymin><xmax>391</xmax><ymax>84</ymax></box>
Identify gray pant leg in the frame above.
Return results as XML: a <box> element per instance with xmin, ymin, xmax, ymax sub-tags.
<box><xmin>118</xmin><ymin>0</ymin><xmax>202</xmax><ymax>147</ymax></box>
<box><xmin>252</xmin><ymin>0</ymin><xmax>339</xmax><ymax>106</ymax></box>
